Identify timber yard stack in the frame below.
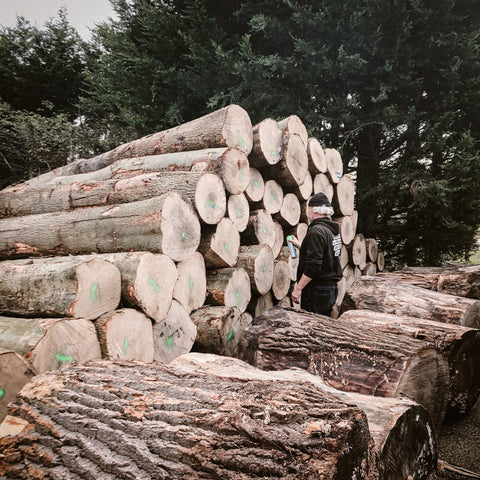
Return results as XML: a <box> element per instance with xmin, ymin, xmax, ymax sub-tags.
<box><xmin>0</xmin><ymin>105</ymin><xmax>479</xmax><ymax>480</ymax></box>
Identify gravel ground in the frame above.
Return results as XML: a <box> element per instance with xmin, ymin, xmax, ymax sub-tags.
<box><xmin>436</xmin><ymin>396</ymin><xmax>480</xmax><ymax>478</ymax></box>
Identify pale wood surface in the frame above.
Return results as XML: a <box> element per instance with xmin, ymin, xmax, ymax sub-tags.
<box><xmin>333</xmin><ymin>175</ymin><xmax>355</xmax><ymax>216</ymax></box>
<box><xmin>173</xmin><ymin>252</ymin><xmax>206</xmax><ymax>314</ymax></box>
<box><xmin>307</xmin><ymin>137</ymin><xmax>327</xmax><ymax>174</ymax></box>
<box><xmin>313</xmin><ymin>172</ymin><xmax>334</xmax><ymax>202</ymax></box>
<box><xmin>206</xmin><ymin>267</ymin><xmax>251</xmax><ymax>313</ymax></box>
<box><xmin>227</xmin><ymin>192</ymin><xmax>250</xmax><ymax>232</ymax></box>
<box><xmin>249</xmin><ymin>118</ymin><xmax>283</xmax><ymax>167</ymax></box>
<box><xmin>277</xmin><ymin>115</ymin><xmax>308</xmax><ymax>145</ymax></box>
<box><xmin>240</xmin><ymin>209</ymin><xmax>276</xmax><ymax>249</ymax></box>
<box><xmin>325</xmin><ymin>148</ymin><xmax>343</xmax><ymax>184</ymax></box>
<box><xmin>244</xmin><ymin>166</ymin><xmax>265</xmax><ymax>202</ymax></box>
<box><xmin>236</xmin><ymin>245</ymin><xmax>274</xmax><ymax>295</ymax></box>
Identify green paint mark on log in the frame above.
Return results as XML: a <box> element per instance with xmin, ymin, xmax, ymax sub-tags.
<box><xmin>224</xmin><ymin>243</ymin><xmax>229</xmax><ymax>252</ymax></box>
<box><xmin>56</xmin><ymin>354</ymin><xmax>73</xmax><ymax>363</ymax></box>
<box><xmin>236</xmin><ymin>209</ymin><xmax>243</xmax><ymax>218</ymax></box>
<box><xmin>238</xmin><ymin>138</ymin><xmax>245</xmax><ymax>146</ymax></box>
<box><xmin>166</xmin><ymin>336</ymin><xmax>174</xmax><ymax>347</ymax></box>
<box><xmin>239</xmin><ymin>169</ymin><xmax>244</xmax><ymax>181</ymax></box>
<box><xmin>270</xmin><ymin>150</ymin><xmax>277</xmax><ymax>156</ymax></box>
<box><xmin>254</xmin><ymin>181</ymin><xmax>260</xmax><ymax>187</ymax></box>
<box><xmin>262</xmin><ymin>227</ymin><xmax>268</xmax><ymax>235</ymax></box>
<box><xmin>270</xmin><ymin>193</ymin><xmax>275</xmax><ymax>203</ymax></box>
<box><xmin>181</xmin><ymin>232</ymin><xmax>186</xmax><ymax>239</ymax></box>
<box><xmin>149</xmin><ymin>278</ymin><xmax>160</xmax><ymax>292</ymax></box>
<box><xmin>0</xmin><ymin>388</ymin><xmax>4</xmax><ymax>398</ymax></box>
<box><xmin>206</xmin><ymin>199</ymin><xmax>215</xmax><ymax>208</ymax></box>
<box><xmin>235</xmin><ymin>292</ymin><xmax>241</xmax><ymax>306</ymax></box>
<box><xmin>122</xmin><ymin>337</ymin><xmax>128</xmax><ymax>355</ymax></box>
<box><xmin>227</xmin><ymin>327</ymin><xmax>234</xmax><ymax>342</ymax></box>
<box><xmin>90</xmin><ymin>283</ymin><xmax>99</xmax><ymax>302</ymax></box>
<box><xmin>189</xmin><ymin>278</ymin><xmax>194</xmax><ymax>292</ymax></box>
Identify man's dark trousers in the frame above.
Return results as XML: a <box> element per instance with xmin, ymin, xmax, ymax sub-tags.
<box><xmin>300</xmin><ymin>282</ymin><xmax>338</xmax><ymax>316</ymax></box>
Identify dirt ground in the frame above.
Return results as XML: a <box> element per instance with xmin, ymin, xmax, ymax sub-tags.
<box><xmin>436</xmin><ymin>396</ymin><xmax>480</xmax><ymax>478</ymax></box>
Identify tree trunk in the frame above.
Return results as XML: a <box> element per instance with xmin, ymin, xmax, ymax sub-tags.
<box><xmin>338</xmin><ymin>309</ymin><xmax>480</xmax><ymax>419</ymax></box>
<box><xmin>277</xmin><ymin>115</ymin><xmax>308</xmax><ymax>146</ymax></box>
<box><xmin>240</xmin><ymin>209</ymin><xmax>276</xmax><ymax>250</ymax></box>
<box><xmin>313</xmin><ymin>172</ymin><xmax>334</xmax><ymax>202</ymax></box>
<box><xmin>333</xmin><ymin>175</ymin><xmax>355</xmax><ymax>216</ymax></box>
<box><xmin>244</xmin><ymin>166</ymin><xmax>265</xmax><ymax>202</ymax></box>
<box><xmin>378</xmin><ymin>265</ymin><xmax>480</xmax><ymax>299</ymax></box>
<box><xmin>238</xmin><ymin>306</ymin><xmax>450</xmax><ymax>427</ymax></box>
<box><xmin>252</xmin><ymin>179</ymin><xmax>283</xmax><ymax>214</ymax></box>
<box><xmin>376</xmin><ymin>251</ymin><xmax>385</xmax><ymax>271</ymax></box>
<box><xmin>206</xmin><ymin>268</ymin><xmax>251</xmax><ymax>313</ymax></box>
<box><xmin>198</xmin><ymin>217</ymin><xmax>240</xmax><ymax>269</ymax></box>
<box><xmin>348</xmin><ymin>233</ymin><xmax>367</xmax><ymax>270</ymax></box>
<box><xmin>273</xmin><ymin>192</ymin><xmax>301</xmax><ymax>227</ymax></box>
<box><xmin>340</xmin><ymin>244</ymin><xmax>350</xmax><ymax>269</ymax></box>
<box><xmin>227</xmin><ymin>192</ymin><xmax>250</xmax><ymax>232</ymax></box>
<box><xmin>152</xmin><ymin>300</ymin><xmax>196</xmax><ymax>363</ymax></box>
<box><xmin>325</xmin><ymin>148</ymin><xmax>343</xmax><ymax>184</ymax></box>
<box><xmin>263</xmin><ymin>134</ymin><xmax>308</xmax><ymax>187</ymax></box>
<box><xmin>334</xmin><ymin>215</ymin><xmax>356</xmax><ymax>246</ymax></box>
<box><xmin>0</xmin><ymin>357</ymin><xmax>374</xmax><ymax>480</ymax></box>
<box><xmin>271</xmin><ymin>220</ymin><xmax>284</xmax><ymax>259</ymax></box>
<box><xmin>342</xmin><ymin>276</ymin><xmax>480</xmax><ymax>328</ymax></box>
<box><xmin>0</xmin><ymin>256</ymin><xmax>121</xmax><ymax>319</ymax></box>
<box><xmin>174</xmin><ymin>353</ymin><xmax>437</xmax><ymax>480</ymax></box>
<box><xmin>272</xmin><ymin>260</ymin><xmax>291</xmax><ymax>300</ymax></box>
<box><xmin>0</xmin><ymin>316</ymin><xmax>101</xmax><ymax>375</ymax></box>
<box><xmin>94</xmin><ymin>308</ymin><xmax>154</xmax><ymax>362</ymax></box>
<box><xmin>248</xmin><ymin>290</ymin><xmax>274</xmax><ymax>317</ymax></box>
<box><xmin>96</xmin><ymin>251</ymin><xmax>177</xmax><ymax>323</ymax></box>
<box><xmin>249</xmin><ymin>118</ymin><xmax>283</xmax><ymax>167</ymax></box>
<box><xmin>343</xmin><ymin>264</ymin><xmax>356</xmax><ymax>289</ymax></box>
<box><xmin>307</xmin><ymin>137</ymin><xmax>327</xmax><ymax>174</ymax></box>
<box><xmin>191</xmin><ymin>306</ymin><xmax>253</xmax><ymax>357</ymax></box>
<box><xmin>0</xmin><ymin>352</ymin><xmax>35</xmax><ymax>423</ymax></box>
<box><xmin>366</xmin><ymin>238</ymin><xmax>379</xmax><ymax>262</ymax></box>
<box><xmin>278</xmin><ymin>246</ymin><xmax>299</xmax><ymax>281</ymax></box>
<box><xmin>236</xmin><ymin>245</ymin><xmax>274</xmax><ymax>295</ymax></box>
<box><xmin>173</xmin><ymin>252</ymin><xmax>206</xmax><ymax>314</ymax></box>
<box><xmin>0</xmin><ymin>192</ymin><xmax>201</xmax><ymax>262</ymax></box>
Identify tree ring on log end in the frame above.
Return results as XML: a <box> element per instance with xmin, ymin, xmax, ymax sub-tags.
<box><xmin>195</xmin><ymin>173</ymin><xmax>226</xmax><ymax>225</ymax></box>
<box><xmin>224</xmin><ymin>104</ymin><xmax>253</xmax><ymax>155</ymax></box>
<box><xmin>220</xmin><ymin>148</ymin><xmax>250</xmax><ymax>194</ymax></box>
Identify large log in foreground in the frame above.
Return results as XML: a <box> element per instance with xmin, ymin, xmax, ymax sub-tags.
<box><xmin>338</xmin><ymin>309</ymin><xmax>480</xmax><ymax>419</ymax></box>
<box><xmin>0</xmin><ymin>256</ymin><xmax>121</xmax><ymax>320</ymax></box>
<box><xmin>0</xmin><ymin>191</ymin><xmax>201</xmax><ymax>262</ymax></box>
<box><xmin>238</xmin><ymin>306</ymin><xmax>450</xmax><ymax>426</ymax></box>
<box><xmin>341</xmin><ymin>276</ymin><xmax>480</xmax><ymax>328</ymax></box>
<box><xmin>0</xmin><ymin>359</ymin><xmax>375</xmax><ymax>480</ymax></box>
<box><xmin>174</xmin><ymin>353</ymin><xmax>438</xmax><ymax>480</ymax></box>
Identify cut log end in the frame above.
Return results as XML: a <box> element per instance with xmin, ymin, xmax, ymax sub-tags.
<box><xmin>307</xmin><ymin>137</ymin><xmax>327</xmax><ymax>174</ymax></box>
<box><xmin>173</xmin><ymin>251</ymin><xmax>206</xmax><ymax>314</ymax></box>
<box><xmin>325</xmin><ymin>148</ymin><xmax>343</xmax><ymax>184</ymax></box>
<box><xmin>223</xmin><ymin>104</ymin><xmax>254</xmax><ymax>155</ymax></box>
<box><xmin>244</xmin><ymin>167</ymin><xmax>265</xmax><ymax>202</ymax></box>
<box><xmin>251</xmin><ymin>118</ymin><xmax>283</xmax><ymax>167</ymax></box>
<box><xmin>227</xmin><ymin>192</ymin><xmax>250</xmax><ymax>232</ymax></box>
<box><xmin>220</xmin><ymin>148</ymin><xmax>250</xmax><ymax>194</ymax></box>
<box><xmin>195</xmin><ymin>173</ymin><xmax>226</xmax><ymax>224</ymax></box>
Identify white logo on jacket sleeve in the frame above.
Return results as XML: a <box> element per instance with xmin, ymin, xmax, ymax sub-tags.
<box><xmin>332</xmin><ymin>234</ymin><xmax>342</xmax><ymax>256</ymax></box>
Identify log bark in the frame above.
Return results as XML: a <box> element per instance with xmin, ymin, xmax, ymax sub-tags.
<box><xmin>0</xmin><ymin>256</ymin><xmax>121</xmax><ymax>319</ymax></box>
<box><xmin>206</xmin><ymin>267</ymin><xmax>251</xmax><ymax>313</ymax></box>
<box><xmin>249</xmin><ymin>118</ymin><xmax>283</xmax><ymax>167</ymax></box>
<box><xmin>341</xmin><ymin>276</ymin><xmax>480</xmax><ymax>328</ymax></box>
<box><xmin>378</xmin><ymin>265</ymin><xmax>480</xmax><ymax>299</ymax></box>
<box><xmin>333</xmin><ymin>175</ymin><xmax>355</xmax><ymax>216</ymax></box>
<box><xmin>97</xmin><ymin>251</ymin><xmax>177</xmax><ymax>322</ymax></box>
<box><xmin>94</xmin><ymin>308</ymin><xmax>154</xmax><ymax>362</ymax></box>
<box><xmin>272</xmin><ymin>260</ymin><xmax>291</xmax><ymax>300</ymax></box>
<box><xmin>244</xmin><ymin>166</ymin><xmax>265</xmax><ymax>202</ymax></box>
<box><xmin>236</xmin><ymin>245</ymin><xmax>274</xmax><ymax>295</ymax></box>
<box><xmin>0</xmin><ymin>192</ymin><xmax>201</xmax><ymax>262</ymax></box>
<box><xmin>338</xmin><ymin>309</ymin><xmax>480</xmax><ymax>419</ymax></box>
<box><xmin>0</xmin><ymin>316</ymin><xmax>101</xmax><ymax>375</ymax></box>
<box><xmin>325</xmin><ymin>148</ymin><xmax>343</xmax><ymax>184</ymax></box>
<box><xmin>273</xmin><ymin>192</ymin><xmax>301</xmax><ymax>227</ymax></box>
<box><xmin>152</xmin><ymin>300</ymin><xmax>196</xmax><ymax>363</ymax></box>
<box><xmin>307</xmin><ymin>137</ymin><xmax>327</xmax><ymax>174</ymax></box>
<box><xmin>240</xmin><ymin>209</ymin><xmax>276</xmax><ymax>250</ymax></box>
<box><xmin>191</xmin><ymin>306</ymin><xmax>253</xmax><ymax>357</ymax></box>
<box><xmin>0</xmin><ymin>358</ymin><xmax>374</xmax><ymax>480</ymax></box>
<box><xmin>252</xmin><ymin>179</ymin><xmax>283</xmax><ymax>214</ymax></box>
<box><xmin>238</xmin><ymin>306</ymin><xmax>451</xmax><ymax>426</ymax></box>
<box><xmin>343</xmin><ymin>264</ymin><xmax>356</xmax><ymax>289</ymax></box>
<box><xmin>0</xmin><ymin>352</ymin><xmax>35</xmax><ymax>422</ymax></box>
<box><xmin>366</xmin><ymin>238</ymin><xmax>379</xmax><ymax>262</ymax></box>
<box><xmin>263</xmin><ymin>134</ymin><xmax>308</xmax><ymax>187</ymax></box>
<box><xmin>227</xmin><ymin>192</ymin><xmax>250</xmax><ymax>232</ymax></box>
<box><xmin>348</xmin><ymin>233</ymin><xmax>367</xmax><ymax>270</ymax></box>
<box><xmin>313</xmin><ymin>172</ymin><xmax>334</xmax><ymax>202</ymax></box>
<box><xmin>277</xmin><ymin>115</ymin><xmax>308</xmax><ymax>145</ymax></box>
<box><xmin>248</xmin><ymin>290</ymin><xmax>274</xmax><ymax>317</ymax></box>
<box><xmin>173</xmin><ymin>252</ymin><xmax>206</xmax><ymax>314</ymax></box>
<box><xmin>334</xmin><ymin>215</ymin><xmax>355</xmax><ymax>246</ymax></box>
<box><xmin>174</xmin><ymin>353</ymin><xmax>437</xmax><ymax>480</ymax></box>
<box><xmin>198</xmin><ymin>217</ymin><xmax>240</xmax><ymax>269</ymax></box>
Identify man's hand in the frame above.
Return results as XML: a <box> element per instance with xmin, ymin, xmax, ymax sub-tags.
<box><xmin>289</xmin><ymin>235</ymin><xmax>301</xmax><ymax>249</ymax></box>
<box><xmin>291</xmin><ymin>284</ymin><xmax>302</xmax><ymax>304</ymax></box>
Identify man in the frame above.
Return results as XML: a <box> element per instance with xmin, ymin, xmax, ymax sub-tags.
<box><xmin>290</xmin><ymin>192</ymin><xmax>342</xmax><ymax>316</ymax></box>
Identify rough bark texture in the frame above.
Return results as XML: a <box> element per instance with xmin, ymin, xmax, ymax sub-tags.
<box><xmin>0</xmin><ymin>256</ymin><xmax>121</xmax><ymax>319</ymax></box>
<box><xmin>313</xmin><ymin>173</ymin><xmax>334</xmax><ymax>202</ymax></box>
<box><xmin>341</xmin><ymin>276</ymin><xmax>480</xmax><ymax>328</ymax></box>
<box><xmin>238</xmin><ymin>306</ymin><xmax>450</xmax><ymax>426</ymax></box>
<box><xmin>244</xmin><ymin>167</ymin><xmax>265</xmax><ymax>203</ymax></box>
<box><xmin>173</xmin><ymin>252</ymin><xmax>206</xmax><ymax>315</ymax></box>
<box><xmin>198</xmin><ymin>218</ymin><xmax>240</xmax><ymax>269</ymax></box>
<box><xmin>277</xmin><ymin>115</ymin><xmax>308</xmax><ymax>146</ymax></box>
<box><xmin>338</xmin><ymin>309</ymin><xmax>480</xmax><ymax>419</ymax></box>
<box><xmin>274</xmin><ymin>193</ymin><xmax>301</xmax><ymax>227</ymax></box>
<box><xmin>236</xmin><ymin>245</ymin><xmax>274</xmax><ymax>295</ymax></box>
<box><xmin>0</xmin><ymin>192</ymin><xmax>201</xmax><ymax>262</ymax></box>
<box><xmin>325</xmin><ymin>148</ymin><xmax>343</xmax><ymax>184</ymax></box>
<box><xmin>95</xmin><ymin>308</ymin><xmax>154</xmax><ymax>362</ymax></box>
<box><xmin>97</xmin><ymin>251</ymin><xmax>177</xmax><ymax>323</ymax></box>
<box><xmin>0</xmin><ymin>316</ymin><xmax>101</xmax><ymax>375</ymax></box>
<box><xmin>206</xmin><ymin>268</ymin><xmax>251</xmax><ymax>313</ymax></box>
<box><xmin>0</xmin><ymin>358</ymin><xmax>375</xmax><ymax>480</ymax></box>
<box><xmin>333</xmin><ymin>175</ymin><xmax>355</xmax><ymax>216</ymax></box>
<box><xmin>191</xmin><ymin>306</ymin><xmax>253</xmax><ymax>357</ymax></box>
<box><xmin>227</xmin><ymin>193</ymin><xmax>250</xmax><ymax>232</ymax></box>
<box><xmin>0</xmin><ymin>352</ymin><xmax>36</xmax><ymax>422</ymax></box>
<box><xmin>152</xmin><ymin>300</ymin><xmax>197</xmax><ymax>363</ymax></box>
<box><xmin>174</xmin><ymin>353</ymin><xmax>438</xmax><ymax>480</ymax></box>
<box><xmin>240</xmin><ymin>209</ymin><xmax>276</xmax><ymax>250</ymax></box>
<box><xmin>307</xmin><ymin>138</ymin><xmax>327</xmax><ymax>174</ymax></box>
<box><xmin>249</xmin><ymin>118</ymin><xmax>283</xmax><ymax>168</ymax></box>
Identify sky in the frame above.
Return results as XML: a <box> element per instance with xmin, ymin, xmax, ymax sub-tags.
<box><xmin>0</xmin><ymin>0</ymin><xmax>118</xmax><ymax>39</ymax></box>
